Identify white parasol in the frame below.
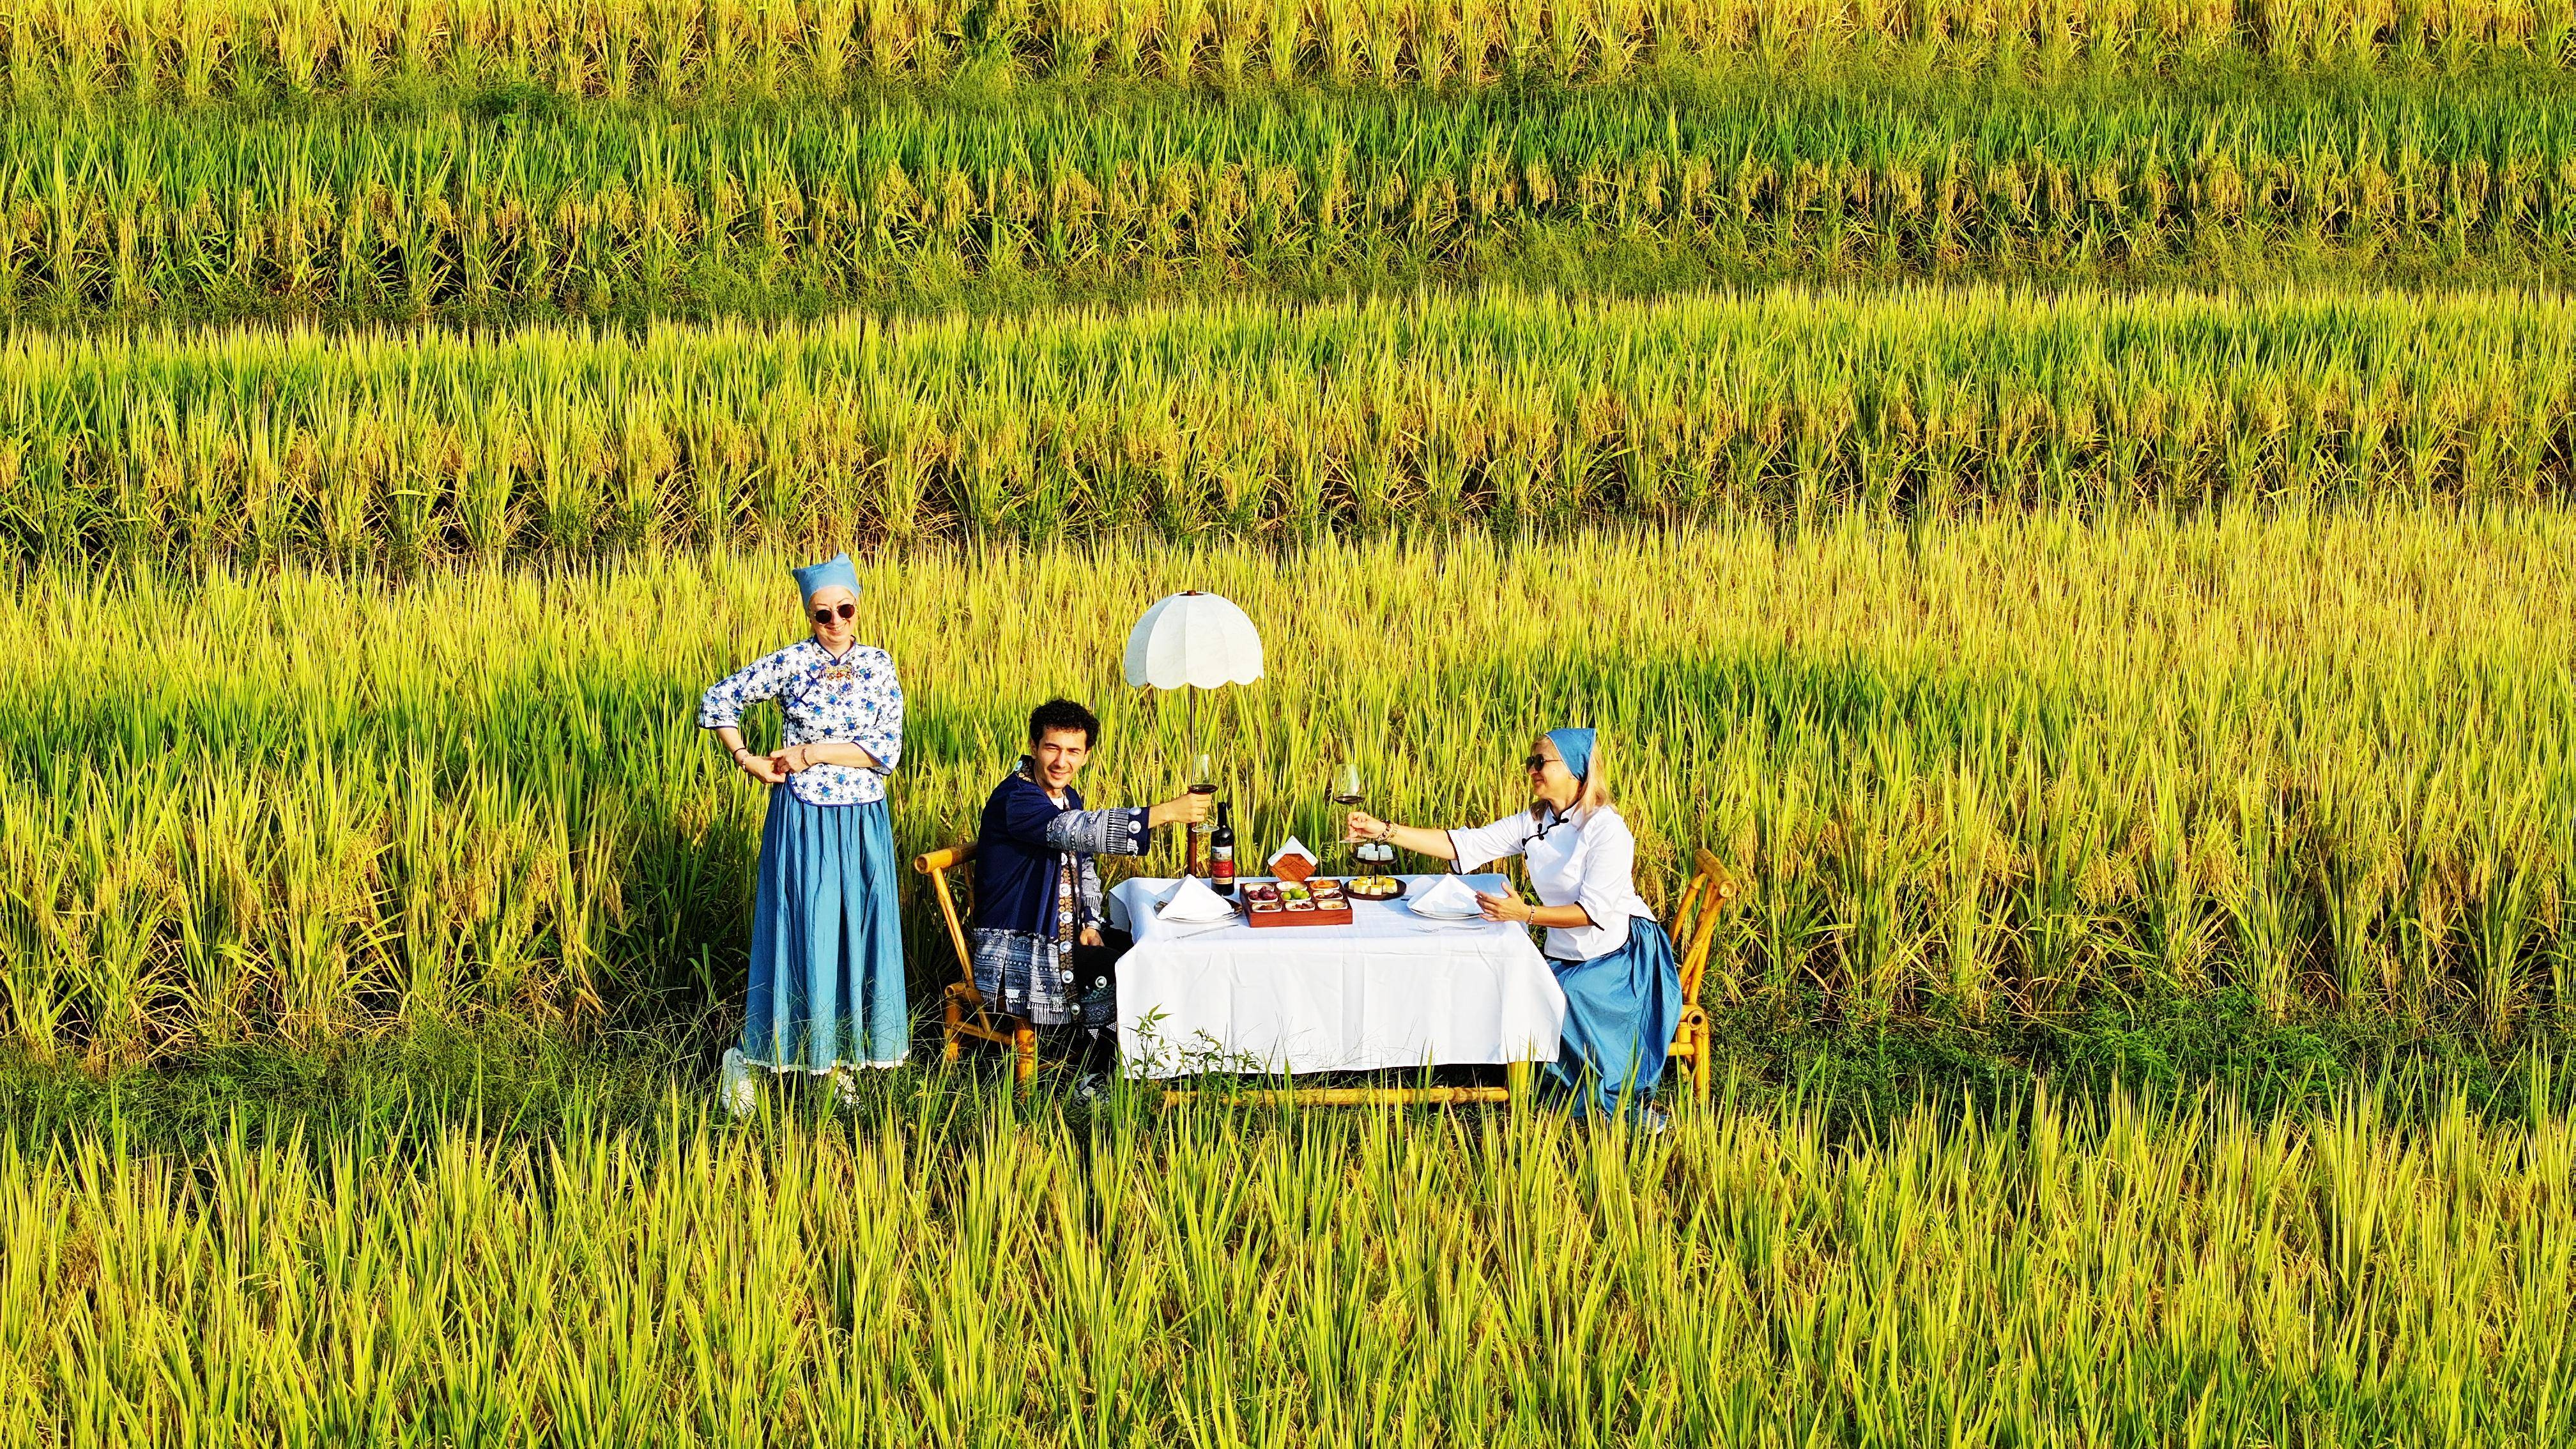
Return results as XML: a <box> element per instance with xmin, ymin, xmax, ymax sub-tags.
<box><xmin>1124</xmin><ymin>592</ymin><xmax>1264</xmax><ymax>870</ymax></box>
<box><xmin>1122</xmin><ymin>590</ymin><xmax>1265</xmax><ymax>691</ymax></box>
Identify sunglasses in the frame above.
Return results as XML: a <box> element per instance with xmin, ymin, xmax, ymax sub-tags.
<box><xmin>811</xmin><ymin>602</ymin><xmax>857</xmax><ymax>624</ymax></box>
<box><xmin>1522</xmin><ymin>753</ymin><xmax>1556</xmax><ymax>774</ymax></box>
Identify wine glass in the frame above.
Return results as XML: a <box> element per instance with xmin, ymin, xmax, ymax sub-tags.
<box><xmin>1190</xmin><ymin>751</ymin><xmax>1218</xmax><ymax>836</ymax></box>
<box><xmin>1331</xmin><ymin>762</ymin><xmax>1364</xmax><ymax>873</ymax></box>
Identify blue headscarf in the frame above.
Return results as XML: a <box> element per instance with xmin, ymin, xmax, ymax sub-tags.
<box><xmin>1545</xmin><ymin>727</ymin><xmax>1596</xmax><ymax>785</ymax></box>
<box><xmin>792</xmin><ymin>552</ymin><xmax>862</xmax><ymax>604</ymax></box>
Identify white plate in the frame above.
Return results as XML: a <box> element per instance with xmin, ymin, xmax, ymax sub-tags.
<box><xmin>1406</xmin><ymin>901</ymin><xmax>1483</xmax><ymax>921</ymax></box>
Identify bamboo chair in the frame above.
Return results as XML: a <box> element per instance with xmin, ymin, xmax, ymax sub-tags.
<box><xmin>914</xmin><ymin>843</ymin><xmax>1039</xmax><ymax>1084</ymax></box>
<box><xmin>1665</xmin><ymin>850</ymin><xmax>1742</xmax><ymax>1101</ymax></box>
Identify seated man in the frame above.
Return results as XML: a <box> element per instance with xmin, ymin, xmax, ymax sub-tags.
<box><xmin>973</xmin><ymin>698</ymin><xmax>1210</xmax><ymax>1069</ymax></box>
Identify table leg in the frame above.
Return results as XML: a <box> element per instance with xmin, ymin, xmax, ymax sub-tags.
<box><xmin>1162</xmin><ymin>1085</ymin><xmax>1512</xmax><ymax>1107</ymax></box>
<box><xmin>1012</xmin><ymin>1025</ymin><xmax>1038</xmax><ymax>1087</ymax></box>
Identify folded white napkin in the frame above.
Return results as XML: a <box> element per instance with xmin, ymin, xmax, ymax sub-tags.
<box><xmin>1268</xmin><ymin>836</ymin><xmax>1318</xmax><ymax>877</ymax></box>
<box><xmin>1159</xmin><ymin>873</ymin><xmax>1237</xmax><ymax>923</ymax></box>
<box><xmin>1411</xmin><ymin>875</ymin><xmax>1482</xmax><ymax>917</ymax></box>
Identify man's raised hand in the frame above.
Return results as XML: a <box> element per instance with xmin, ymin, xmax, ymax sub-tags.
<box><xmin>1148</xmin><ymin>791</ymin><xmax>1215</xmax><ymax>829</ymax></box>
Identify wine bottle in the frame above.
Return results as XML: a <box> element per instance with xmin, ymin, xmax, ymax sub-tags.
<box><xmin>1210</xmin><ymin>802</ymin><xmax>1237</xmax><ymax>896</ymax></box>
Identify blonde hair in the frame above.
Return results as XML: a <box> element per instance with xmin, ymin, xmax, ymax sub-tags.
<box><xmin>1574</xmin><ymin>733</ymin><xmax>1613</xmax><ymax>816</ymax></box>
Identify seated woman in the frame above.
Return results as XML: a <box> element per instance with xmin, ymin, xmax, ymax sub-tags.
<box><xmin>1343</xmin><ymin>728</ymin><xmax>1680</xmax><ymax>1124</ymax></box>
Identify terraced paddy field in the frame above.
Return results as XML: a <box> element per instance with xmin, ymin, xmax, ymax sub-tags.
<box><xmin>13</xmin><ymin>0</ymin><xmax>2576</xmax><ymax>1442</ymax></box>
<box><xmin>10</xmin><ymin>288</ymin><xmax>2576</xmax><ymax>564</ymax></box>
<box><xmin>9</xmin><ymin>1081</ymin><xmax>2576</xmax><ymax>1446</ymax></box>
<box><xmin>4</xmin><ymin>517</ymin><xmax>2573</xmax><ymax>1060</ymax></box>
<box><xmin>12</xmin><ymin>72</ymin><xmax>2576</xmax><ymax>321</ymax></box>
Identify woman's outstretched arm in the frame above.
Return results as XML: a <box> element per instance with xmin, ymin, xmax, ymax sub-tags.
<box><xmin>1340</xmin><ymin>812</ymin><xmax>1460</xmax><ymax>861</ymax></box>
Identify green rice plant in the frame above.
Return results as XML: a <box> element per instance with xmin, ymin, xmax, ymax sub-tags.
<box><xmin>2308</xmin><ymin>760</ymin><xmax>2394</xmax><ymax>1016</ymax></box>
<box><xmin>16</xmin><ymin>286</ymin><xmax>2576</xmax><ymax>563</ymax></box>
<box><xmin>6</xmin><ymin>75</ymin><xmax>2576</xmax><ymax>323</ymax></box>
<box><xmin>2467</xmin><ymin>815</ymin><xmax>2545</xmax><ymax>1043</ymax></box>
<box><xmin>2216</xmin><ymin>783</ymin><xmax>2313</xmax><ymax>1020</ymax></box>
<box><xmin>2549</xmin><ymin>779</ymin><xmax>2576</xmax><ymax>1027</ymax></box>
<box><xmin>2006</xmin><ymin>767</ymin><xmax>2101</xmax><ymax>1014</ymax></box>
<box><xmin>2128</xmin><ymin>765</ymin><xmax>2216</xmax><ymax>995</ymax></box>
<box><xmin>1934</xmin><ymin>763</ymin><xmax>2005</xmax><ymax>1020</ymax></box>
<box><xmin>3</xmin><ymin>0</ymin><xmax>2572</xmax><ymax>95</ymax></box>
<box><xmin>1819</xmin><ymin>739</ymin><xmax>1937</xmax><ymax>1018</ymax></box>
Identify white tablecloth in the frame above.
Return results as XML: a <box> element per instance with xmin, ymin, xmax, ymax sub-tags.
<box><xmin>1106</xmin><ymin>874</ymin><xmax>1567</xmax><ymax>1079</ymax></box>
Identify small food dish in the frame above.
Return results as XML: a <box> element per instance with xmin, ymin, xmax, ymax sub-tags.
<box><xmin>1286</xmin><ymin>898</ymin><xmax>1315</xmax><ymax>912</ymax></box>
<box><xmin>1343</xmin><ymin>875</ymin><xmax>1405</xmax><ymax>901</ymax></box>
<box><xmin>1249</xmin><ymin>898</ymin><xmax>1281</xmax><ymax>914</ymax></box>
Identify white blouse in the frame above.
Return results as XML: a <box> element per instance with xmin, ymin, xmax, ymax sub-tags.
<box><xmin>1447</xmin><ymin>806</ymin><xmax>1654</xmax><ymax>962</ymax></box>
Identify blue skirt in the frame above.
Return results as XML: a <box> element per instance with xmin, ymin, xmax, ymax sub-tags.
<box><xmin>1546</xmin><ymin>916</ymin><xmax>1684</xmax><ymax>1119</ymax></box>
<box><xmin>742</xmin><ymin>790</ymin><xmax>908</xmax><ymax>1071</ymax></box>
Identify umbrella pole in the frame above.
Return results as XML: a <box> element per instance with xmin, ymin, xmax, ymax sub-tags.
<box><xmin>1185</xmin><ymin>688</ymin><xmax>1203</xmax><ymax>878</ymax></box>
<box><xmin>1179</xmin><ymin>686</ymin><xmax>1195</xmax><ymax>877</ymax></box>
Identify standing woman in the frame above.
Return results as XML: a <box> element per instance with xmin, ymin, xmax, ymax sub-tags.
<box><xmin>700</xmin><ymin>553</ymin><xmax>907</xmax><ymax>1112</ymax></box>
<box><xmin>1343</xmin><ymin>729</ymin><xmax>1680</xmax><ymax>1124</ymax></box>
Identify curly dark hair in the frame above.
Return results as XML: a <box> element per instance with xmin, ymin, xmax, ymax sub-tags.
<box><xmin>1026</xmin><ymin>698</ymin><xmax>1101</xmax><ymax>750</ymax></box>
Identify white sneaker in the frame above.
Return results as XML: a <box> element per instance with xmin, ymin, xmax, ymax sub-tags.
<box><xmin>1639</xmin><ymin>1105</ymin><xmax>1671</xmax><ymax>1136</ymax></box>
<box><xmin>829</xmin><ymin>1066</ymin><xmax>862</xmax><ymax>1110</ymax></box>
<box><xmin>719</xmin><ymin>1048</ymin><xmax>757</xmax><ymax>1119</ymax></box>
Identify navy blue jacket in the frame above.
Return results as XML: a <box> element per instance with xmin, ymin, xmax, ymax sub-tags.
<box><xmin>972</xmin><ymin>763</ymin><xmax>1151</xmax><ymax>937</ymax></box>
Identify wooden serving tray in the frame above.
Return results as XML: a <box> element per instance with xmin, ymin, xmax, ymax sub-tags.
<box><xmin>1245</xmin><ymin>901</ymin><xmax>1353</xmax><ymax>928</ymax></box>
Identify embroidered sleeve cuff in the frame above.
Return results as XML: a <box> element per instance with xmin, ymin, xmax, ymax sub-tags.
<box><xmin>1043</xmin><ymin>808</ymin><xmax>1124</xmax><ymax>855</ymax></box>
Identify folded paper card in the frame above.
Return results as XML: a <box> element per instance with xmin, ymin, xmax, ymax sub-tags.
<box><xmin>1160</xmin><ymin>873</ymin><xmax>1239</xmax><ymax>923</ymax></box>
<box><xmin>1268</xmin><ymin>836</ymin><xmax>1318</xmax><ymax>883</ymax></box>
<box><xmin>1409</xmin><ymin>875</ymin><xmax>1482</xmax><ymax>917</ymax></box>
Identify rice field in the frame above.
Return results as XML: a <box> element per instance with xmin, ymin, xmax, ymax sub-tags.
<box><xmin>5</xmin><ymin>518</ymin><xmax>2573</xmax><ymax>1062</ymax></box>
<box><xmin>10</xmin><ymin>73</ymin><xmax>2576</xmax><ymax>322</ymax></box>
<box><xmin>11</xmin><ymin>286</ymin><xmax>2576</xmax><ymax>565</ymax></box>
<box><xmin>6</xmin><ymin>1080</ymin><xmax>2573</xmax><ymax>1446</ymax></box>
<box><xmin>8</xmin><ymin>0</ymin><xmax>2573</xmax><ymax>100</ymax></box>
<box><xmin>12</xmin><ymin>0</ymin><xmax>2574</xmax><ymax>1436</ymax></box>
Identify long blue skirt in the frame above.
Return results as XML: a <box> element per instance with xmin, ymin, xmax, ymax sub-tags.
<box><xmin>742</xmin><ymin>790</ymin><xmax>908</xmax><ymax>1071</ymax></box>
<box><xmin>1545</xmin><ymin>916</ymin><xmax>1683</xmax><ymax>1120</ymax></box>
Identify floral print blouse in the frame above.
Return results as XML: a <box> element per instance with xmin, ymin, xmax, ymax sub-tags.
<box><xmin>698</xmin><ymin>640</ymin><xmax>905</xmax><ymax>807</ymax></box>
